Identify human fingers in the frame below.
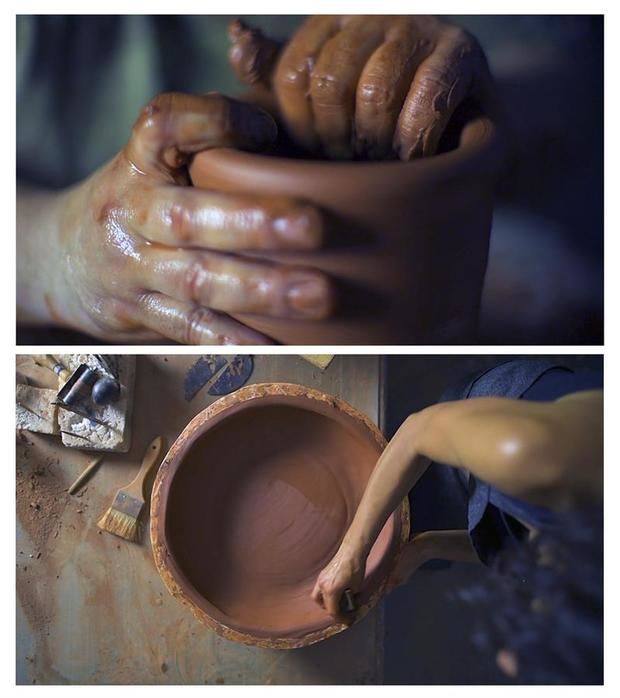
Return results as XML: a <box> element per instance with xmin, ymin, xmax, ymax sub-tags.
<box><xmin>309</xmin><ymin>17</ymin><xmax>386</xmax><ymax>159</ymax></box>
<box><xmin>136</xmin><ymin>247</ymin><xmax>334</xmax><ymax>320</ymax></box>
<box><xmin>123</xmin><ymin>292</ymin><xmax>274</xmax><ymax>345</ymax></box>
<box><xmin>311</xmin><ymin>558</ymin><xmax>358</xmax><ymax>623</ymax></box>
<box><xmin>395</xmin><ymin>27</ymin><xmax>485</xmax><ymax>159</ymax></box>
<box><xmin>228</xmin><ymin>18</ymin><xmax>284</xmax><ymax>87</ymax></box>
<box><xmin>128</xmin><ymin>186</ymin><xmax>323</xmax><ymax>251</ymax></box>
<box><xmin>125</xmin><ymin>92</ymin><xmax>277</xmax><ymax>177</ymax></box>
<box><xmin>354</xmin><ymin>18</ymin><xmax>434</xmax><ymax>159</ymax></box>
<box><xmin>311</xmin><ymin>577</ymin><xmax>325</xmax><ymax>608</ymax></box>
<box><xmin>312</xmin><ymin>576</ymin><xmax>348</xmax><ymax>621</ymax></box>
<box><xmin>273</xmin><ymin>16</ymin><xmax>341</xmax><ymax>152</ymax></box>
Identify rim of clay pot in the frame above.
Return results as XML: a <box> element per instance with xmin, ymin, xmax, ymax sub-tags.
<box><xmin>190</xmin><ymin>113</ymin><xmax>504</xmax><ymax>186</ymax></box>
<box><xmin>150</xmin><ymin>382</ymin><xmax>410</xmax><ymax>650</ymax></box>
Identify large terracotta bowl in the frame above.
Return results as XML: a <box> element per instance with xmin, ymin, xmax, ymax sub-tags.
<box><xmin>190</xmin><ymin>111</ymin><xmax>505</xmax><ymax>345</ymax></box>
<box><xmin>150</xmin><ymin>383</ymin><xmax>409</xmax><ymax>649</ymax></box>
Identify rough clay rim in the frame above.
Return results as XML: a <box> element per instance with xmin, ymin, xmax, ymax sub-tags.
<box><xmin>191</xmin><ymin>114</ymin><xmax>503</xmax><ymax>181</ymax></box>
<box><xmin>150</xmin><ymin>382</ymin><xmax>410</xmax><ymax>650</ymax></box>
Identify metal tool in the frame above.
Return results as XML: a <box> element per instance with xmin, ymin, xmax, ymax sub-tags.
<box><xmin>340</xmin><ymin>588</ymin><xmax>357</xmax><ymax>614</ymax></box>
<box><xmin>95</xmin><ymin>355</ymin><xmax>119</xmax><ymax>378</ymax></box>
<box><xmin>52</xmin><ymin>400</ymin><xmax>113</xmax><ymax>430</ymax></box>
<box><xmin>57</xmin><ymin>364</ymin><xmax>98</xmax><ymax>407</ymax></box>
<box><xmin>36</xmin><ymin>359</ymin><xmax>114</xmax><ymax>431</ymax></box>
<box><xmin>92</xmin><ymin>376</ymin><xmax>121</xmax><ymax>406</ymax></box>
<box><xmin>184</xmin><ymin>355</ymin><xmax>253</xmax><ymax>401</ymax></box>
<box><xmin>59</xmin><ymin>430</ymin><xmax>92</xmax><ymax>443</ymax></box>
<box><xmin>93</xmin><ymin>355</ymin><xmax>121</xmax><ymax>405</ymax></box>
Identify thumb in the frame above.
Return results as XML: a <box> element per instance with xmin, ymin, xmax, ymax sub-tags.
<box><xmin>228</xmin><ymin>19</ymin><xmax>283</xmax><ymax>87</ymax></box>
<box><xmin>126</xmin><ymin>92</ymin><xmax>277</xmax><ymax>178</ymax></box>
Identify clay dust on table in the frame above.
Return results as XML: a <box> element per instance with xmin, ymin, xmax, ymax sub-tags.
<box><xmin>16</xmin><ymin>431</ymin><xmax>75</xmax><ymax>683</ymax></box>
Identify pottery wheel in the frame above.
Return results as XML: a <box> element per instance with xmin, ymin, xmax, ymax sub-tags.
<box><xmin>159</xmin><ymin>393</ymin><xmax>399</xmax><ymax>641</ymax></box>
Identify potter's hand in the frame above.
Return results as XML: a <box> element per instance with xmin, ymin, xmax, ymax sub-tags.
<box><xmin>228</xmin><ymin>16</ymin><xmax>494</xmax><ymax>160</ymax></box>
<box><xmin>311</xmin><ymin>543</ymin><xmax>365</xmax><ymax>623</ymax></box>
<box><xmin>18</xmin><ymin>93</ymin><xmax>331</xmax><ymax>344</ymax></box>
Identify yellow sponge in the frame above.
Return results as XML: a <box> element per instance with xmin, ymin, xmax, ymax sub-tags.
<box><xmin>300</xmin><ymin>355</ymin><xmax>335</xmax><ymax>370</ymax></box>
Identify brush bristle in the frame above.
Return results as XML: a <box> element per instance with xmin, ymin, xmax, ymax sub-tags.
<box><xmin>97</xmin><ymin>507</ymin><xmax>141</xmax><ymax>542</ymax></box>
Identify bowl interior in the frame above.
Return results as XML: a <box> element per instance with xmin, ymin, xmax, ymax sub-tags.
<box><xmin>162</xmin><ymin>398</ymin><xmax>396</xmax><ymax>639</ymax></box>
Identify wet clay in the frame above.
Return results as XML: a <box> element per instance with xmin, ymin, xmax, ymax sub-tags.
<box><xmin>190</xmin><ymin>108</ymin><xmax>505</xmax><ymax>345</ymax></box>
<box><xmin>151</xmin><ymin>384</ymin><xmax>408</xmax><ymax>648</ymax></box>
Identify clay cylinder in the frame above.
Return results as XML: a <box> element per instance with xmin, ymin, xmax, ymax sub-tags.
<box><xmin>150</xmin><ymin>383</ymin><xmax>409</xmax><ymax>649</ymax></box>
<box><xmin>190</xmin><ymin>112</ymin><xmax>505</xmax><ymax>345</ymax></box>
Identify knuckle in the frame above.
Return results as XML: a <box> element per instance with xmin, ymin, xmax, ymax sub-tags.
<box><xmin>165</xmin><ymin>200</ymin><xmax>195</xmax><ymax>243</ymax></box>
<box><xmin>358</xmin><ymin>81</ymin><xmax>393</xmax><ymax>109</ymax></box>
<box><xmin>275</xmin><ymin>61</ymin><xmax>308</xmax><ymax>92</ymax></box>
<box><xmin>447</xmin><ymin>26</ymin><xmax>482</xmax><ymax>62</ymax></box>
<box><xmin>412</xmin><ymin>36</ymin><xmax>434</xmax><ymax>55</ymax></box>
<box><xmin>183</xmin><ymin>304</ymin><xmax>214</xmax><ymax>344</ymax></box>
<box><xmin>311</xmin><ymin>72</ymin><xmax>349</xmax><ymax>104</ymax></box>
<box><xmin>183</xmin><ymin>256</ymin><xmax>212</xmax><ymax>303</ymax></box>
<box><xmin>133</xmin><ymin>93</ymin><xmax>176</xmax><ymax>142</ymax></box>
<box><xmin>242</xmin><ymin>268</ymin><xmax>278</xmax><ymax>312</ymax></box>
<box><xmin>446</xmin><ymin>26</ymin><xmax>471</xmax><ymax>47</ymax></box>
<box><xmin>93</xmin><ymin>199</ymin><xmax>118</xmax><ymax>228</ymax></box>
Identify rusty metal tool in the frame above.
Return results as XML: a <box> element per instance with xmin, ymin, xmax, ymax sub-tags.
<box><xmin>56</xmin><ymin>364</ymin><xmax>98</xmax><ymax>407</ymax></box>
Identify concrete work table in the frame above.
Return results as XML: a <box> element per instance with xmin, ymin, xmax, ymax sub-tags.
<box><xmin>16</xmin><ymin>354</ymin><xmax>385</xmax><ymax>685</ymax></box>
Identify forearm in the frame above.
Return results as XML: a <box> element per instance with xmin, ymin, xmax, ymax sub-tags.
<box><xmin>415</xmin><ymin>529</ymin><xmax>479</xmax><ymax>565</ymax></box>
<box><xmin>388</xmin><ymin>529</ymin><xmax>480</xmax><ymax>589</ymax></box>
<box><xmin>341</xmin><ymin>413</ymin><xmax>432</xmax><ymax>561</ymax></box>
<box><xmin>17</xmin><ymin>184</ymin><xmax>68</xmax><ymax>326</ymax></box>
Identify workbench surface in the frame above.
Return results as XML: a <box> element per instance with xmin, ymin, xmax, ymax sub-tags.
<box><xmin>16</xmin><ymin>355</ymin><xmax>385</xmax><ymax>685</ymax></box>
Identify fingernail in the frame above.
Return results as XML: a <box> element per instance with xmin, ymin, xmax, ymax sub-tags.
<box><xmin>272</xmin><ymin>207</ymin><xmax>322</xmax><ymax>248</ymax></box>
<box><xmin>286</xmin><ymin>276</ymin><xmax>329</xmax><ymax>318</ymax></box>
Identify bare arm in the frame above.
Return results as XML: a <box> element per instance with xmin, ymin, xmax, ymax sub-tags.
<box><xmin>17</xmin><ymin>185</ymin><xmax>68</xmax><ymax>326</ymax></box>
<box><xmin>386</xmin><ymin>530</ymin><xmax>479</xmax><ymax>593</ymax></box>
<box><xmin>313</xmin><ymin>390</ymin><xmax>602</xmax><ymax>620</ymax></box>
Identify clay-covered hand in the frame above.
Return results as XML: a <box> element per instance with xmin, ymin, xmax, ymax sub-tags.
<box><xmin>311</xmin><ymin>543</ymin><xmax>365</xmax><ymax>623</ymax></box>
<box><xmin>228</xmin><ymin>16</ymin><xmax>495</xmax><ymax>160</ymax></box>
<box><xmin>52</xmin><ymin>93</ymin><xmax>331</xmax><ymax>344</ymax></box>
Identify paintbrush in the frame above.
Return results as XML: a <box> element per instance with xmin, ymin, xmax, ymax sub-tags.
<box><xmin>97</xmin><ymin>436</ymin><xmax>164</xmax><ymax>542</ymax></box>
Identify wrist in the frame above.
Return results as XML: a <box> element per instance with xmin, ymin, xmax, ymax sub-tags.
<box><xmin>17</xmin><ymin>186</ymin><xmax>68</xmax><ymax>326</ymax></box>
<box><xmin>338</xmin><ymin>533</ymin><xmax>371</xmax><ymax>568</ymax></box>
<box><xmin>49</xmin><ymin>183</ymin><xmax>90</xmax><ymax>330</ymax></box>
